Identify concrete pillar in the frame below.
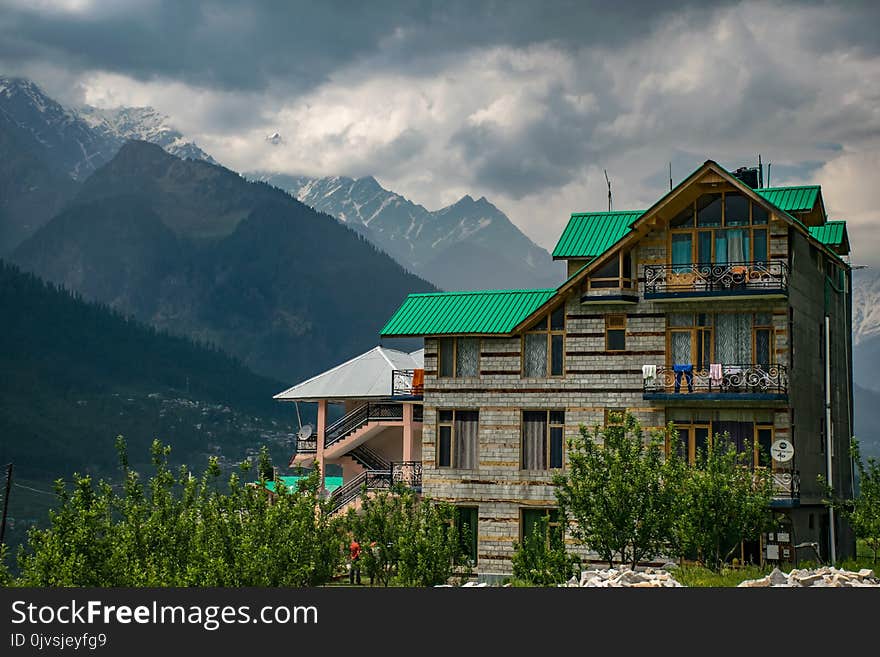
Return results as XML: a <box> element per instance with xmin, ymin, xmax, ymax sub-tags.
<box><xmin>316</xmin><ymin>400</ymin><xmax>327</xmax><ymax>491</ymax></box>
<box><xmin>402</xmin><ymin>403</ymin><xmax>414</xmax><ymax>462</ymax></box>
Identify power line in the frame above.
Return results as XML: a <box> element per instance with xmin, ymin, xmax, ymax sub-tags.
<box><xmin>12</xmin><ymin>482</ymin><xmax>55</xmax><ymax>496</ymax></box>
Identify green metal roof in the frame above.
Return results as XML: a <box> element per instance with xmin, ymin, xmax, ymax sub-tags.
<box><xmin>809</xmin><ymin>221</ymin><xmax>848</xmax><ymax>249</ymax></box>
<box><xmin>260</xmin><ymin>475</ymin><xmax>343</xmax><ymax>493</ymax></box>
<box><xmin>756</xmin><ymin>186</ymin><xmax>821</xmax><ymax>213</ymax></box>
<box><xmin>380</xmin><ymin>288</ymin><xmax>557</xmax><ymax>336</ymax></box>
<box><xmin>551</xmin><ymin>211</ymin><xmax>643</xmax><ymax>259</ymax></box>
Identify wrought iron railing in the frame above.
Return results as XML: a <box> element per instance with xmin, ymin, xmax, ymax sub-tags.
<box><xmin>644</xmin><ymin>260</ymin><xmax>788</xmax><ymax>295</ymax></box>
<box><xmin>392</xmin><ymin>369</ymin><xmax>424</xmax><ymax>397</ymax></box>
<box><xmin>295</xmin><ymin>437</ymin><xmax>317</xmax><ymax>453</ymax></box>
<box><xmin>771</xmin><ymin>471</ymin><xmax>800</xmax><ymax>501</ymax></box>
<box><xmin>392</xmin><ymin>461</ymin><xmax>423</xmax><ymax>492</ymax></box>
<box><xmin>324</xmin><ymin>402</ymin><xmax>404</xmax><ymax>448</ymax></box>
<box><xmin>643</xmin><ymin>364</ymin><xmax>788</xmax><ymax>395</ymax></box>
<box><xmin>349</xmin><ymin>444</ymin><xmax>390</xmax><ymax>471</ymax></box>
<box><xmin>328</xmin><ymin>469</ymin><xmax>393</xmax><ymax>514</ymax></box>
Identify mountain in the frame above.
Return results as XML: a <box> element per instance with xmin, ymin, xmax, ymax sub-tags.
<box><xmin>252</xmin><ymin>173</ymin><xmax>563</xmax><ymax>290</ymax></box>
<box><xmin>78</xmin><ymin>105</ymin><xmax>215</xmax><ymax>164</ymax></box>
<box><xmin>12</xmin><ymin>141</ymin><xmax>435</xmax><ymax>382</ymax></box>
<box><xmin>0</xmin><ymin>259</ymin><xmax>302</xmax><ymax>555</ymax></box>
<box><xmin>851</xmin><ymin>268</ymin><xmax>880</xmax><ymax>394</ymax></box>
<box><xmin>0</xmin><ymin>76</ymin><xmax>212</xmax><ymax>252</ymax></box>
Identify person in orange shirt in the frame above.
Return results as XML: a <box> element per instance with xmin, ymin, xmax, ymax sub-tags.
<box><xmin>349</xmin><ymin>537</ymin><xmax>362</xmax><ymax>585</ymax></box>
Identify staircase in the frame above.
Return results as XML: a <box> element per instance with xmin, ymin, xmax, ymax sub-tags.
<box><xmin>329</xmin><ymin>469</ymin><xmax>391</xmax><ymax>514</ymax></box>
<box><xmin>324</xmin><ymin>402</ymin><xmax>403</xmax><ymax>449</ymax></box>
<box><xmin>349</xmin><ymin>444</ymin><xmax>390</xmax><ymax>471</ymax></box>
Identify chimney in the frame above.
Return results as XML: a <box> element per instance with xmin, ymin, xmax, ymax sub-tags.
<box><xmin>731</xmin><ymin>166</ymin><xmax>760</xmax><ymax>189</ymax></box>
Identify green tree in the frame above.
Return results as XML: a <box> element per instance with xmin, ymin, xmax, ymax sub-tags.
<box><xmin>14</xmin><ymin>437</ymin><xmax>344</xmax><ymax>586</ymax></box>
<box><xmin>822</xmin><ymin>439</ymin><xmax>880</xmax><ymax>564</ymax></box>
<box><xmin>553</xmin><ymin>413</ymin><xmax>677</xmax><ymax>569</ymax></box>
<box><xmin>669</xmin><ymin>433</ymin><xmax>775</xmax><ymax>571</ymax></box>
<box><xmin>345</xmin><ymin>487</ymin><xmax>468</xmax><ymax>586</ymax></box>
<box><xmin>511</xmin><ymin>513</ymin><xmax>580</xmax><ymax>585</ymax></box>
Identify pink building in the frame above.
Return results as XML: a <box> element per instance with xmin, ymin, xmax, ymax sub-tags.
<box><xmin>274</xmin><ymin>346</ymin><xmax>424</xmax><ymax>513</ymax></box>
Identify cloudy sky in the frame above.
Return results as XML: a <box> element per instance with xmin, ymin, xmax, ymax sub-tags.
<box><xmin>2</xmin><ymin>0</ymin><xmax>879</xmax><ymax>263</ymax></box>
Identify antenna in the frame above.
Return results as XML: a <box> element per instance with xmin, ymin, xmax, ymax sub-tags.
<box><xmin>294</xmin><ymin>400</ymin><xmax>303</xmax><ymax>431</ymax></box>
<box><xmin>668</xmin><ymin>162</ymin><xmax>673</xmax><ymax>192</ymax></box>
<box><xmin>604</xmin><ymin>169</ymin><xmax>612</xmax><ymax>212</ymax></box>
<box><xmin>766</xmin><ymin>162</ymin><xmax>772</xmax><ymax>188</ymax></box>
<box><xmin>758</xmin><ymin>154</ymin><xmax>764</xmax><ymax>188</ymax></box>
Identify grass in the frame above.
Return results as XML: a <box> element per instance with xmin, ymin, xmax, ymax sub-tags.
<box><xmin>672</xmin><ymin>564</ymin><xmax>771</xmax><ymax>588</ymax></box>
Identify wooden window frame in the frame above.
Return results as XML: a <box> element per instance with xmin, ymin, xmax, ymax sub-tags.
<box><xmin>520</xmin><ymin>507</ymin><xmax>563</xmax><ymax>549</ymax></box>
<box><xmin>520</xmin><ymin>409</ymin><xmax>565</xmax><ymax>470</ymax></box>
<box><xmin>604</xmin><ymin>408</ymin><xmax>626</xmax><ymax>427</ymax></box>
<box><xmin>668</xmin><ymin>419</ymin><xmax>774</xmax><ymax>468</ymax></box>
<box><xmin>668</xmin><ymin>193</ymin><xmax>772</xmax><ymax>266</ymax></box>
<box><xmin>436</xmin><ymin>409</ymin><xmax>478</xmax><ymax>469</ymax></box>
<box><xmin>521</xmin><ymin>307</ymin><xmax>565</xmax><ymax>378</ymax></box>
<box><xmin>665</xmin><ymin>312</ymin><xmax>776</xmax><ymax>368</ymax></box>
<box><xmin>438</xmin><ymin>337</ymin><xmax>480</xmax><ymax>379</ymax></box>
<box><xmin>605</xmin><ymin>314</ymin><xmax>627</xmax><ymax>352</ymax></box>
<box><xmin>588</xmin><ymin>250</ymin><xmax>634</xmax><ymax>290</ymax></box>
<box><xmin>445</xmin><ymin>505</ymin><xmax>479</xmax><ymax>566</ymax></box>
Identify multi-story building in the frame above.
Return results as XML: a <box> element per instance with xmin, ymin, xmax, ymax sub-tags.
<box><xmin>376</xmin><ymin>160</ymin><xmax>855</xmax><ymax>578</ymax></box>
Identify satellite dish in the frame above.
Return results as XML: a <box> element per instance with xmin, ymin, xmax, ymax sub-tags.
<box><xmin>298</xmin><ymin>424</ymin><xmax>314</xmax><ymax>440</ymax></box>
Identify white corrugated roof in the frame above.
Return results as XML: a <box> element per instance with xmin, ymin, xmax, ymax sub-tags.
<box><xmin>273</xmin><ymin>346</ymin><xmax>423</xmax><ymax>401</ymax></box>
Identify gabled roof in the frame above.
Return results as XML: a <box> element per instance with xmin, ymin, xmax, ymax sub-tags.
<box><xmin>380</xmin><ymin>288</ymin><xmax>556</xmax><ymax>337</ymax></box>
<box><xmin>274</xmin><ymin>346</ymin><xmax>423</xmax><ymax>401</ymax></box>
<box><xmin>809</xmin><ymin>220</ymin><xmax>849</xmax><ymax>254</ymax></box>
<box><xmin>756</xmin><ymin>185</ymin><xmax>821</xmax><ymax>213</ymax></box>
<box><xmin>551</xmin><ymin>210</ymin><xmax>644</xmax><ymax>259</ymax></box>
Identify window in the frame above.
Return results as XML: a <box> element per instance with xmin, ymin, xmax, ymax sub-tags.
<box><xmin>669</xmin><ymin>194</ymin><xmax>773</xmax><ymax>265</ymax></box>
<box><xmin>669</xmin><ymin>410</ymin><xmax>774</xmax><ymax>468</ymax></box>
<box><xmin>588</xmin><ymin>250</ymin><xmax>633</xmax><ymax>289</ymax></box>
<box><xmin>436</xmin><ymin>410</ymin><xmax>478</xmax><ymax>469</ymax></box>
<box><xmin>438</xmin><ymin>337</ymin><xmax>479</xmax><ymax>378</ymax></box>
<box><xmin>521</xmin><ymin>508</ymin><xmax>564</xmax><ymax>549</ymax></box>
<box><xmin>452</xmin><ymin>506</ymin><xmax>478</xmax><ymax>566</ymax></box>
<box><xmin>522</xmin><ymin>307</ymin><xmax>565</xmax><ymax>377</ymax></box>
<box><xmin>605</xmin><ymin>314</ymin><xmax>626</xmax><ymax>351</ymax></box>
<box><xmin>666</xmin><ymin>312</ymin><xmax>774</xmax><ymax>369</ymax></box>
<box><xmin>604</xmin><ymin>408</ymin><xmax>626</xmax><ymax>427</ymax></box>
<box><xmin>522</xmin><ymin>410</ymin><xmax>564</xmax><ymax>470</ymax></box>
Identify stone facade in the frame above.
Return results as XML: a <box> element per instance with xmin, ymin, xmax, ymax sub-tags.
<box><xmin>419</xmin><ymin>201</ymin><xmax>854</xmax><ymax>576</ymax></box>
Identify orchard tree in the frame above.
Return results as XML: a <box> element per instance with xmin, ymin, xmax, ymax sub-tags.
<box><xmin>553</xmin><ymin>413</ymin><xmax>678</xmax><ymax>569</ymax></box>
<box><xmin>669</xmin><ymin>433</ymin><xmax>775</xmax><ymax>570</ymax></box>
<box><xmin>511</xmin><ymin>512</ymin><xmax>580</xmax><ymax>585</ymax></box>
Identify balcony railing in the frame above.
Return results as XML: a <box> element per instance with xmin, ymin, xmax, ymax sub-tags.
<box><xmin>392</xmin><ymin>461</ymin><xmax>423</xmax><ymax>493</ymax></box>
<box><xmin>392</xmin><ymin>369</ymin><xmax>424</xmax><ymax>398</ymax></box>
<box><xmin>644</xmin><ymin>364</ymin><xmax>788</xmax><ymax>397</ymax></box>
<box><xmin>324</xmin><ymin>402</ymin><xmax>404</xmax><ymax>448</ymax></box>
<box><xmin>644</xmin><ymin>260</ymin><xmax>788</xmax><ymax>298</ymax></box>
<box><xmin>295</xmin><ymin>437</ymin><xmax>317</xmax><ymax>453</ymax></box>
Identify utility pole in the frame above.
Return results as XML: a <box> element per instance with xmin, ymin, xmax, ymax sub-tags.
<box><xmin>0</xmin><ymin>463</ymin><xmax>12</xmax><ymax>547</ymax></box>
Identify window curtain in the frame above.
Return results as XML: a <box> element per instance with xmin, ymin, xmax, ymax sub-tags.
<box><xmin>456</xmin><ymin>338</ymin><xmax>479</xmax><ymax>377</ymax></box>
<box><xmin>671</xmin><ymin>331</ymin><xmax>692</xmax><ymax>366</ymax></box>
<box><xmin>727</xmin><ymin>229</ymin><xmax>749</xmax><ymax>263</ymax></box>
<box><xmin>715</xmin><ymin>313</ymin><xmax>752</xmax><ymax>364</ymax></box>
<box><xmin>523</xmin><ymin>333</ymin><xmax>547</xmax><ymax>377</ymax></box>
<box><xmin>454</xmin><ymin>411</ymin><xmax>478</xmax><ymax>469</ymax></box>
<box><xmin>672</xmin><ymin>234</ymin><xmax>692</xmax><ymax>272</ymax></box>
<box><xmin>522</xmin><ymin>411</ymin><xmax>547</xmax><ymax>469</ymax></box>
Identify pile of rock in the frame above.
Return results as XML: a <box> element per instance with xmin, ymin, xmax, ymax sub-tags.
<box><xmin>561</xmin><ymin>566</ymin><xmax>683</xmax><ymax>587</ymax></box>
<box><xmin>738</xmin><ymin>566</ymin><xmax>879</xmax><ymax>587</ymax></box>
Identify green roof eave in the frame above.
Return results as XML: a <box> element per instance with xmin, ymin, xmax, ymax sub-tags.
<box><xmin>380</xmin><ymin>288</ymin><xmax>557</xmax><ymax>337</ymax></box>
<box><xmin>756</xmin><ymin>186</ymin><xmax>821</xmax><ymax>214</ymax></box>
<box><xmin>809</xmin><ymin>220</ymin><xmax>850</xmax><ymax>256</ymax></box>
<box><xmin>551</xmin><ymin>210</ymin><xmax>644</xmax><ymax>259</ymax></box>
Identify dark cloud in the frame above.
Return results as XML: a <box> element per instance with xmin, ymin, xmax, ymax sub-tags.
<box><xmin>0</xmin><ymin>0</ymin><xmax>742</xmax><ymax>94</ymax></box>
